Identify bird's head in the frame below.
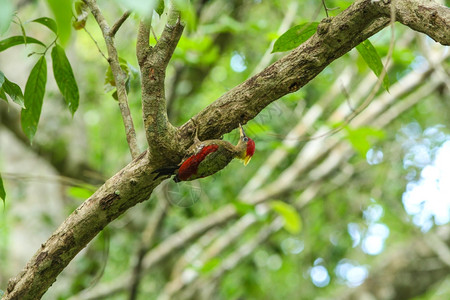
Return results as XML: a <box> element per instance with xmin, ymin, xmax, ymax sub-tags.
<box><xmin>237</xmin><ymin>124</ymin><xmax>255</xmax><ymax>166</ymax></box>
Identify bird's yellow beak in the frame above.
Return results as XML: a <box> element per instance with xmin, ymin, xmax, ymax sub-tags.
<box><xmin>243</xmin><ymin>155</ymin><xmax>252</xmax><ymax>166</ymax></box>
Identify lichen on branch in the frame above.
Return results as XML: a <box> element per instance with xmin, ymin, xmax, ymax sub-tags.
<box><xmin>137</xmin><ymin>6</ymin><xmax>184</xmax><ymax>164</ymax></box>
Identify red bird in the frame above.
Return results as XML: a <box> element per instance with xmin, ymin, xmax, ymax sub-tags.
<box><xmin>154</xmin><ymin>124</ymin><xmax>255</xmax><ymax>182</ymax></box>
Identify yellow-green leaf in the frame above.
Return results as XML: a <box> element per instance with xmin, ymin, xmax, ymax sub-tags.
<box><xmin>232</xmin><ymin>200</ymin><xmax>255</xmax><ymax>216</ymax></box>
<box><xmin>67</xmin><ymin>186</ymin><xmax>95</xmax><ymax>200</ymax></box>
<box><xmin>200</xmin><ymin>258</ymin><xmax>221</xmax><ymax>274</ymax></box>
<box><xmin>345</xmin><ymin>126</ymin><xmax>385</xmax><ymax>156</ymax></box>
<box><xmin>271</xmin><ymin>200</ymin><xmax>302</xmax><ymax>234</ymax></box>
<box><xmin>51</xmin><ymin>44</ymin><xmax>79</xmax><ymax>115</ymax></box>
<box><xmin>356</xmin><ymin>39</ymin><xmax>390</xmax><ymax>91</ymax></box>
<box><xmin>272</xmin><ymin>22</ymin><xmax>319</xmax><ymax>53</ymax></box>
<box><xmin>21</xmin><ymin>56</ymin><xmax>47</xmax><ymax>142</ymax></box>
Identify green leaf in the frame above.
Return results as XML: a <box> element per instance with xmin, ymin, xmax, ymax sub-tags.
<box><xmin>0</xmin><ymin>173</ymin><xmax>5</xmax><ymax>205</ymax></box>
<box><xmin>345</xmin><ymin>126</ymin><xmax>385</xmax><ymax>156</ymax></box>
<box><xmin>232</xmin><ymin>200</ymin><xmax>255</xmax><ymax>216</ymax></box>
<box><xmin>200</xmin><ymin>258</ymin><xmax>221</xmax><ymax>274</ymax></box>
<box><xmin>105</xmin><ymin>58</ymin><xmax>130</xmax><ymax>99</ymax></box>
<box><xmin>0</xmin><ymin>89</ymin><xmax>7</xmax><ymax>102</ymax></box>
<box><xmin>31</xmin><ymin>17</ymin><xmax>58</xmax><ymax>34</ymax></box>
<box><xmin>51</xmin><ymin>44</ymin><xmax>79</xmax><ymax>115</ymax></box>
<box><xmin>21</xmin><ymin>56</ymin><xmax>47</xmax><ymax>142</ymax></box>
<box><xmin>272</xmin><ymin>22</ymin><xmax>319</xmax><ymax>53</ymax></box>
<box><xmin>155</xmin><ymin>0</ymin><xmax>165</xmax><ymax>16</ymax></box>
<box><xmin>46</xmin><ymin>0</ymin><xmax>72</xmax><ymax>46</ymax></box>
<box><xmin>0</xmin><ymin>36</ymin><xmax>46</xmax><ymax>52</ymax></box>
<box><xmin>356</xmin><ymin>39</ymin><xmax>390</xmax><ymax>91</ymax></box>
<box><xmin>67</xmin><ymin>186</ymin><xmax>95</xmax><ymax>200</ymax></box>
<box><xmin>1</xmin><ymin>75</ymin><xmax>25</xmax><ymax>108</ymax></box>
<box><xmin>111</xmin><ymin>77</ymin><xmax>130</xmax><ymax>101</ymax></box>
<box><xmin>271</xmin><ymin>200</ymin><xmax>302</xmax><ymax>234</ymax></box>
<box><xmin>19</xmin><ymin>18</ymin><xmax>27</xmax><ymax>43</ymax></box>
<box><xmin>0</xmin><ymin>71</ymin><xmax>6</xmax><ymax>102</ymax></box>
<box><xmin>0</xmin><ymin>0</ymin><xmax>14</xmax><ymax>34</ymax></box>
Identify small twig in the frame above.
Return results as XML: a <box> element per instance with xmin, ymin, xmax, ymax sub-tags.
<box><xmin>83</xmin><ymin>27</ymin><xmax>108</xmax><ymax>61</ymax></box>
<box><xmin>83</xmin><ymin>0</ymin><xmax>140</xmax><ymax>158</ymax></box>
<box><xmin>110</xmin><ymin>10</ymin><xmax>132</xmax><ymax>37</ymax></box>
<box><xmin>151</xmin><ymin>26</ymin><xmax>158</xmax><ymax>42</ymax></box>
<box><xmin>321</xmin><ymin>0</ymin><xmax>340</xmax><ymax>18</ymax></box>
<box><xmin>321</xmin><ymin>0</ymin><xmax>329</xmax><ymax>17</ymax></box>
<box><xmin>341</xmin><ymin>83</ymin><xmax>355</xmax><ymax>112</ymax></box>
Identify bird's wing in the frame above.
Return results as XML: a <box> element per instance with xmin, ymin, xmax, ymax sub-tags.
<box><xmin>177</xmin><ymin>144</ymin><xmax>219</xmax><ymax>181</ymax></box>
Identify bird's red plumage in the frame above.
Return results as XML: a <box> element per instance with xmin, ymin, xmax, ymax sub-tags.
<box><xmin>177</xmin><ymin>144</ymin><xmax>219</xmax><ymax>181</ymax></box>
<box><xmin>247</xmin><ymin>138</ymin><xmax>255</xmax><ymax>157</ymax></box>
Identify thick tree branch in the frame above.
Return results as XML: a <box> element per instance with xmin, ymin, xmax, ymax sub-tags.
<box><xmin>378</xmin><ymin>0</ymin><xmax>450</xmax><ymax>46</ymax></box>
<box><xmin>83</xmin><ymin>0</ymin><xmax>140</xmax><ymax>159</ymax></box>
<box><xmin>177</xmin><ymin>0</ymin><xmax>449</xmax><ymax>141</ymax></box>
<box><xmin>4</xmin><ymin>152</ymin><xmax>161</xmax><ymax>299</ymax></box>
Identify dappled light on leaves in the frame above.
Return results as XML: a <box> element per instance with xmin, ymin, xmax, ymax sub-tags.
<box><xmin>310</xmin><ymin>263</ymin><xmax>330</xmax><ymax>288</ymax></box>
<box><xmin>335</xmin><ymin>260</ymin><xmax>368</xmax><ymax>287</ymax></box>
<box><xmin>230</xmin><ymin>51</ymin><xmax>247</xmax><ymax>73</ymax></box>
<box><xmin>402</xmin><ymin>132</ymin><xmax>450</xmax><ymax>231</ymax></box>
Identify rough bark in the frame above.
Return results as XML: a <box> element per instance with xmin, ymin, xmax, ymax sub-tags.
<box><xmin>177</xmin><ymin>0</ymin><xmax>449</xmax><ymax>141</ymax></box>
<box><xmin>137</xmin><ymin>7</ymin><xmax>184</xmax><ymax>164</ymax></box>
<box><xmin>4</xmin><ymin>151</ymin><xmax>160</xmax><ymax>299</ymax></box>
<box><xmin>2</xmin><ymin>0</ymin><xmax>449</xmax><ymax>298</ymax></box>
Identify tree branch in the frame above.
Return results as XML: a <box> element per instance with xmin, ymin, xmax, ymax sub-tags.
<box><xmin>110</xmin><ymin>10</ymin><xmax>132</xmax><ymax>37</ymax></box>
<box><xmin>137</xmin><ymin>5</ymin><xmax>184</xmax><ymax>163</ymax></box>
<box><xmin>377</xmin><ymin>0</ymin><xmax>450</xmax><ymax>46</ymax></box>
<box><xmin>83</xmin><ymin>0</ymin><xmax>140</xmax><ymax>159</ymax></box>
<box><xmin>4</xmin><ymin>152</ymin><xmax>160</xmax><ymax>299</ymax></box>
<box><xmin>177</xmin><ymin>0</ymin><xmax>449</xmax><ymax>141</ymax></box>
